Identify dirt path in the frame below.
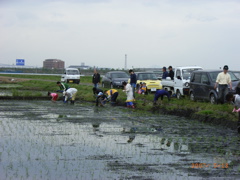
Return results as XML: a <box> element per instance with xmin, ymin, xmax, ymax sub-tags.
<box><xmin>0</xmin><ymin>75</ymin><xmax>58</xmax><ymax>83</ymax></box>
<box><xmin>0</xmin><ymin>75</ymin><xmax>92</xmax><ymax>85</ymax></box>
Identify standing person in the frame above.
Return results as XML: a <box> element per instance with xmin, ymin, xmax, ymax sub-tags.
<box><xmin>104</xmin><ymin>89</ymin><xmax>118</xmax><ymax>104</ymax></box>
<box><xmin>129</xmin><ymin>69</ymin><xmax>137</xmax><ymax>98</ymax></box>
<box><xmin>63</xmin><ymin>88</ymin><xmax>78</xmax><ymax>104</ymax></box>
<box><xmin>92</xmin><ymin>69</ymin><xmax>101</xmax><ymax>88</ymax></box>
<box><xmin>168</xmin><ymin>66</ymin><xmax>174</xmax><ymax>80</ymax></box>
<box><xmin>162</xmin><ymin>67</ymin><xmax>169</xmax><ymax>79</ymax></box>
<box><xmin>48</xmin><ymin>92</ymin><xmax>58</xmax><ymax>102</ymax></box>
<box><xmin>153</xmin><ymin>89</ymin><xmax>170</xmax><ymax>105</ymax></box>
<box><xmin>214</xmin><ymin>65</ymin><xmax>232</xmax><ymax>104</ymax></box>
<box><xmin>122</xmin><ymin>81</ymin><xmax>135</xmax><ymax>108</ymax></box>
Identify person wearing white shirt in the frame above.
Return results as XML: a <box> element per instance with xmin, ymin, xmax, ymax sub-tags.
<box><xmin>63</xmin><ymin>88</ymin><xmax>78</xmax><ymax>104</ymax></box>
<box><xmin>214</xmin><ymin>65</ymin><xmax>232</xmax><ymax>104</ymax></box>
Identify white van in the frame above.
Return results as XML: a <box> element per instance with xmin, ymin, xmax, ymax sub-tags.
<box><xmin>161</xmin><ymin>66</ymin><xmax>203</xmax><ymax>99</ymax></box>
<box><xmin>61</xmin><ymin>68</ymin><xmax>80</xmax><ymax>84</ymax></box>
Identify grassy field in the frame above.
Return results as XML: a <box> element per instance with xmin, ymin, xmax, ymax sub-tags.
<box><xmin>0</xmin><ymin>74</ymin><xmax>238</xmax><ymax>123</ymax></box>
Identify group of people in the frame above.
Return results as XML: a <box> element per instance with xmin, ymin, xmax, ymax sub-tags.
<box><xmin>162</xmin><ymin>66</ymin><xmax>174</xmax><ymax>80</ymax></box>
<box><xmin>93</xmin><ymin>69</ymin><xmax>171</xmax><ymax>108</ymax></box>
<box><xmin>47</xmin><ymin>65</ymin><xmax>240</xmax><ymax>114</ymax></box>
<box><xmin>48</xmin><ymin>68</ymin><xmax>172</xmax><ymax>107</ymax></box>
<box><xmin>48</xmin><ymin>81</ymin><xmax>78</xmax><ymax>104</ymax></box>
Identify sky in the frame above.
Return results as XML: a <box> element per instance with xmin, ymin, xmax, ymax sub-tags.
<box><xmin>0</xmin><ymin>0</ymin><xmax>240</xmax><ymax>70</ymax></box>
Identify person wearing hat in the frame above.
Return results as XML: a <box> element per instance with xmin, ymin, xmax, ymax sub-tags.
<box><xmin>96</xmin><ymin>91</ymin><xmax>108</xmax><ymax>106</ymax></box>
<box><xmin>214</xmin><ymin>65</ymin><xmax>232</xmax><ymax>104</ymax></box>
<box><xmin>168</xmin><ymin>66</ymin><xmax>174</xmax><ymax>80</ymax></box>
<box><xmin>162</xmin><ymin>66</ymin><xmax>169</xmax><ymax>79</ymax></box>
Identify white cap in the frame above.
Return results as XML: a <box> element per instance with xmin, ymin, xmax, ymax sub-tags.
<box><xmin>98</xmin><ymin>92</ymin><xmax>103</xmax><ymax>96</ymax></box>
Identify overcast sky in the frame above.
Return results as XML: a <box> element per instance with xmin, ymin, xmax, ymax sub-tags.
<box><xmin>0</xmin><ymin>0</ymin><xmax>240</xmax><ymax>70</ymax></box>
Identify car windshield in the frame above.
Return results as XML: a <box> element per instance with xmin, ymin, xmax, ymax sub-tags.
<box><xmin>66</xmin><ymin>70</ymin><xmax>79</xmax><ymax>75</ymax></box>
<box><xmin>209</xmin><ymin>72</ymin><xmax>239</xmax><ymax>82</ymax></box>
<box><xmin>233</xmin><ymin>72</ymin><xmax>240</xmax><ymax>79</ymax></box>
<box><xmin>137</xmin><ymin>73</ymin><xmax>158</xmax><ymax>80</ymax></box>
<box><xmin>182</xmin><ymin>68</ymin><xmax>202</xmax><ymax>80</ymax></box>
<box><xmin>111</xmin><ymin>73</ymin><xmax>129</xmax><ymax>78</ymax></box>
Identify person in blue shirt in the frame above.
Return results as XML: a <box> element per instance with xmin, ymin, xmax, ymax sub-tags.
<box><xmin>162</xmin><ymin>67</ymin><xmax>169</xmax><ymax>79</ymax></box>
<box><xmin>154</xmin><ymin>89</ymin><xmax>170</xmax><ymax>104</ymax></box>
<box><xmin>129</xmin><ymin>69</ymin><xmax>137</xmax><ymax>98</ymax></box>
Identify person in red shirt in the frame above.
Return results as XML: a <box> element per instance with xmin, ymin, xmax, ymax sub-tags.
<box><xmin>48</xmin><ymin>92</ymin><xmax>58</xmax><ymax>102</ymax></box>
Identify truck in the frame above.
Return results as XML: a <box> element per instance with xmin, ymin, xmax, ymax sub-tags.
<box><xmin>161</xmin><ymin>66</ymin><xmax>203</xmax><ymax>99</ymax></box>
<box><xmin>61</xmin><ymin>68</ymin><xmax>80</xmax><ymax>84</ymax></box>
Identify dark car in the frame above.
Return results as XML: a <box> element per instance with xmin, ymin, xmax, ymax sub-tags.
<box><xmin>102</xmin><ymin>71</ymin><xmax>129</xmax><ymax>88</ymax></box>
<box><xmin>232</xmin><ymin>71</ymin><xmax>240</xmax><ymax>80</ymax></box>
<box><xmin>189</xmin><ymin>70</ymin><xmax>240</xmax><ymax>104</ymax></box>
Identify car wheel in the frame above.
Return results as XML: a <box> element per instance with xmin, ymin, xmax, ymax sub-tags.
<box><xmin>102</xmin><ymin>82</ymin><xmax>105</xmax><ymax>88</ymax></box>
<box><xmin>190</xmin><ymin>92</ymin><xmax>195</xmax><ymax>101</ymax></box>
<box><xmin>176</xmin><ymin>90</ymin><xmax>181</xmax><ymax>99</ymax></box>
<box><xmin>210</xmin><ymin>94</ymin><xmax>217</xmax><ymax>104</ymax></box>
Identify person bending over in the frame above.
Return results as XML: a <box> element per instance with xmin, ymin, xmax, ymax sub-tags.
<box><xmin>104</xmin><ymin>89</ymin><xmax>118</xmax><ymax>104</ymax></box>
<box><xmin>154</xmin><ymin>89</ymin><xmax>170</xmax><ymax>105</ymax></box>
<box><xmin>63</xmin><ymin>88</ymin><xmax>78</xmax><ymax>104</ymax></box>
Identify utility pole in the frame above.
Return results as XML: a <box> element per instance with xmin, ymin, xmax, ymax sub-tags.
<box><xmin>125</xmin><ymin>54</ymin><xmax>127</xmax><ymax>70</ymax></box>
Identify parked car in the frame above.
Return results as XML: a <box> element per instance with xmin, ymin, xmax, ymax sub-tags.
<box><xmin>232</xmin><ymin>71</ymin><xmax>240</xmax><ymax>80</ymax></box>
<box><xmin>102</xmin><ymin>71</ymin><xmax>129</xmax><ymax>88</ymax></box>
<box><xmin>133</xmin><ymin>72</ymin><xmax>162</xmax><ymax>92</ymax></box>
<box><xmin>61</xmin><ymin>68</ymin><xmax>80</xmax><ymax>84</ymax></box>
<box><xmin>189</xmin><ymin>70</ymin><xmax>240</xmax><ymax>104</ymax></box>
<box><xmin>161</xmin><ymin>66</ymin><xmax>203</xmax><ymax>99</ymax></box>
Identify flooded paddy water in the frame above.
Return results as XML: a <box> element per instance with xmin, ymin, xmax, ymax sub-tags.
<box><xmin>0</xmin><ymin>101</ymin><xmax>240</xmax><ymax>180</ymax></box>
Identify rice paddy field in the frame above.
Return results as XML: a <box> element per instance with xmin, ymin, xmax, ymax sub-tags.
<box><xmin>0</xmin><ymin>100</ymin><xmax>240</xmax><ymax>180</ymax></box>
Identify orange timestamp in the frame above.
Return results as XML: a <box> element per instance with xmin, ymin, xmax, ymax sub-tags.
<box><xmin>191</xmin><ymin>163</ymin><xmax>228</xmax><ymax>169</ymax></box>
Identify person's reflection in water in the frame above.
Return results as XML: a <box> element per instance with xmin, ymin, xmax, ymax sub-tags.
<box><xmin>92</xmin><ymin>122</ymin><xmax>100</xmax><ymax>131</ymax></box>
<box><xmin>127</xmin><ymin>135</ymin><xmax>135</xmax><ymax>143</ymax></box>
<box><xmin>123</xmin><ymin>127</ymin><xmax>136</xmax><ymax>143</ymax></box>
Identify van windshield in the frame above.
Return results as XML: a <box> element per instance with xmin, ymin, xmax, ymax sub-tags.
<box><xmin>209</xmin><ymin>72</ymin><xmax>238</xmax><ymax>82</ymax></box>
<box><xmin>182</xmin><ymin>68</ymin><xmax>202</xmax><ymax>80</ymax></box>
<box><xmin>66</xmin><ymin>70</ymin><xmax>79</xmax><ymax>75</ymax></box>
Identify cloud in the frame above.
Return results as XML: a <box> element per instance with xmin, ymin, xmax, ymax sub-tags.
<box><xmin>0</xmin><ymin>0</ymin><xmax>240</xmax><ymax>69</ymax></box>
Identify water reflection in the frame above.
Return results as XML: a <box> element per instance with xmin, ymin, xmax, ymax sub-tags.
<box><xmin>0</xmin><ymin>101</ymin><xmax>240</xmax><ymax>180</ymax></box>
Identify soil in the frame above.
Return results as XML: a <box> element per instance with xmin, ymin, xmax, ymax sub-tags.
<box><xmin>0</xmin><ymin>76</ymin><xmax>30</xmax><ymax>83</ymax></box>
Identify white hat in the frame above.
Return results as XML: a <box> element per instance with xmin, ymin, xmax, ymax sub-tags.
<box><xmin>98</xmin><ymin>92</ymin><xmax>103</xmax><ymax>96</ymax></box>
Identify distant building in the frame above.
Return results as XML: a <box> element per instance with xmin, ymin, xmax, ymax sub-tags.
<box><xmin>68</xmin><ymin>63</ymin><xmax>91</xmax><ymax>70</ymax></box>
<box><xmin>43</xmin><ymin>59</ymin><xmax>65</xmax><ymax>69</ymax></box>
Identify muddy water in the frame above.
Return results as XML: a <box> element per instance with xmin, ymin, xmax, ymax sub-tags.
<box><xmin>0</xmin><ymin>101</ymin><xmax>240</xmax><ymax>180</ymax></box>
